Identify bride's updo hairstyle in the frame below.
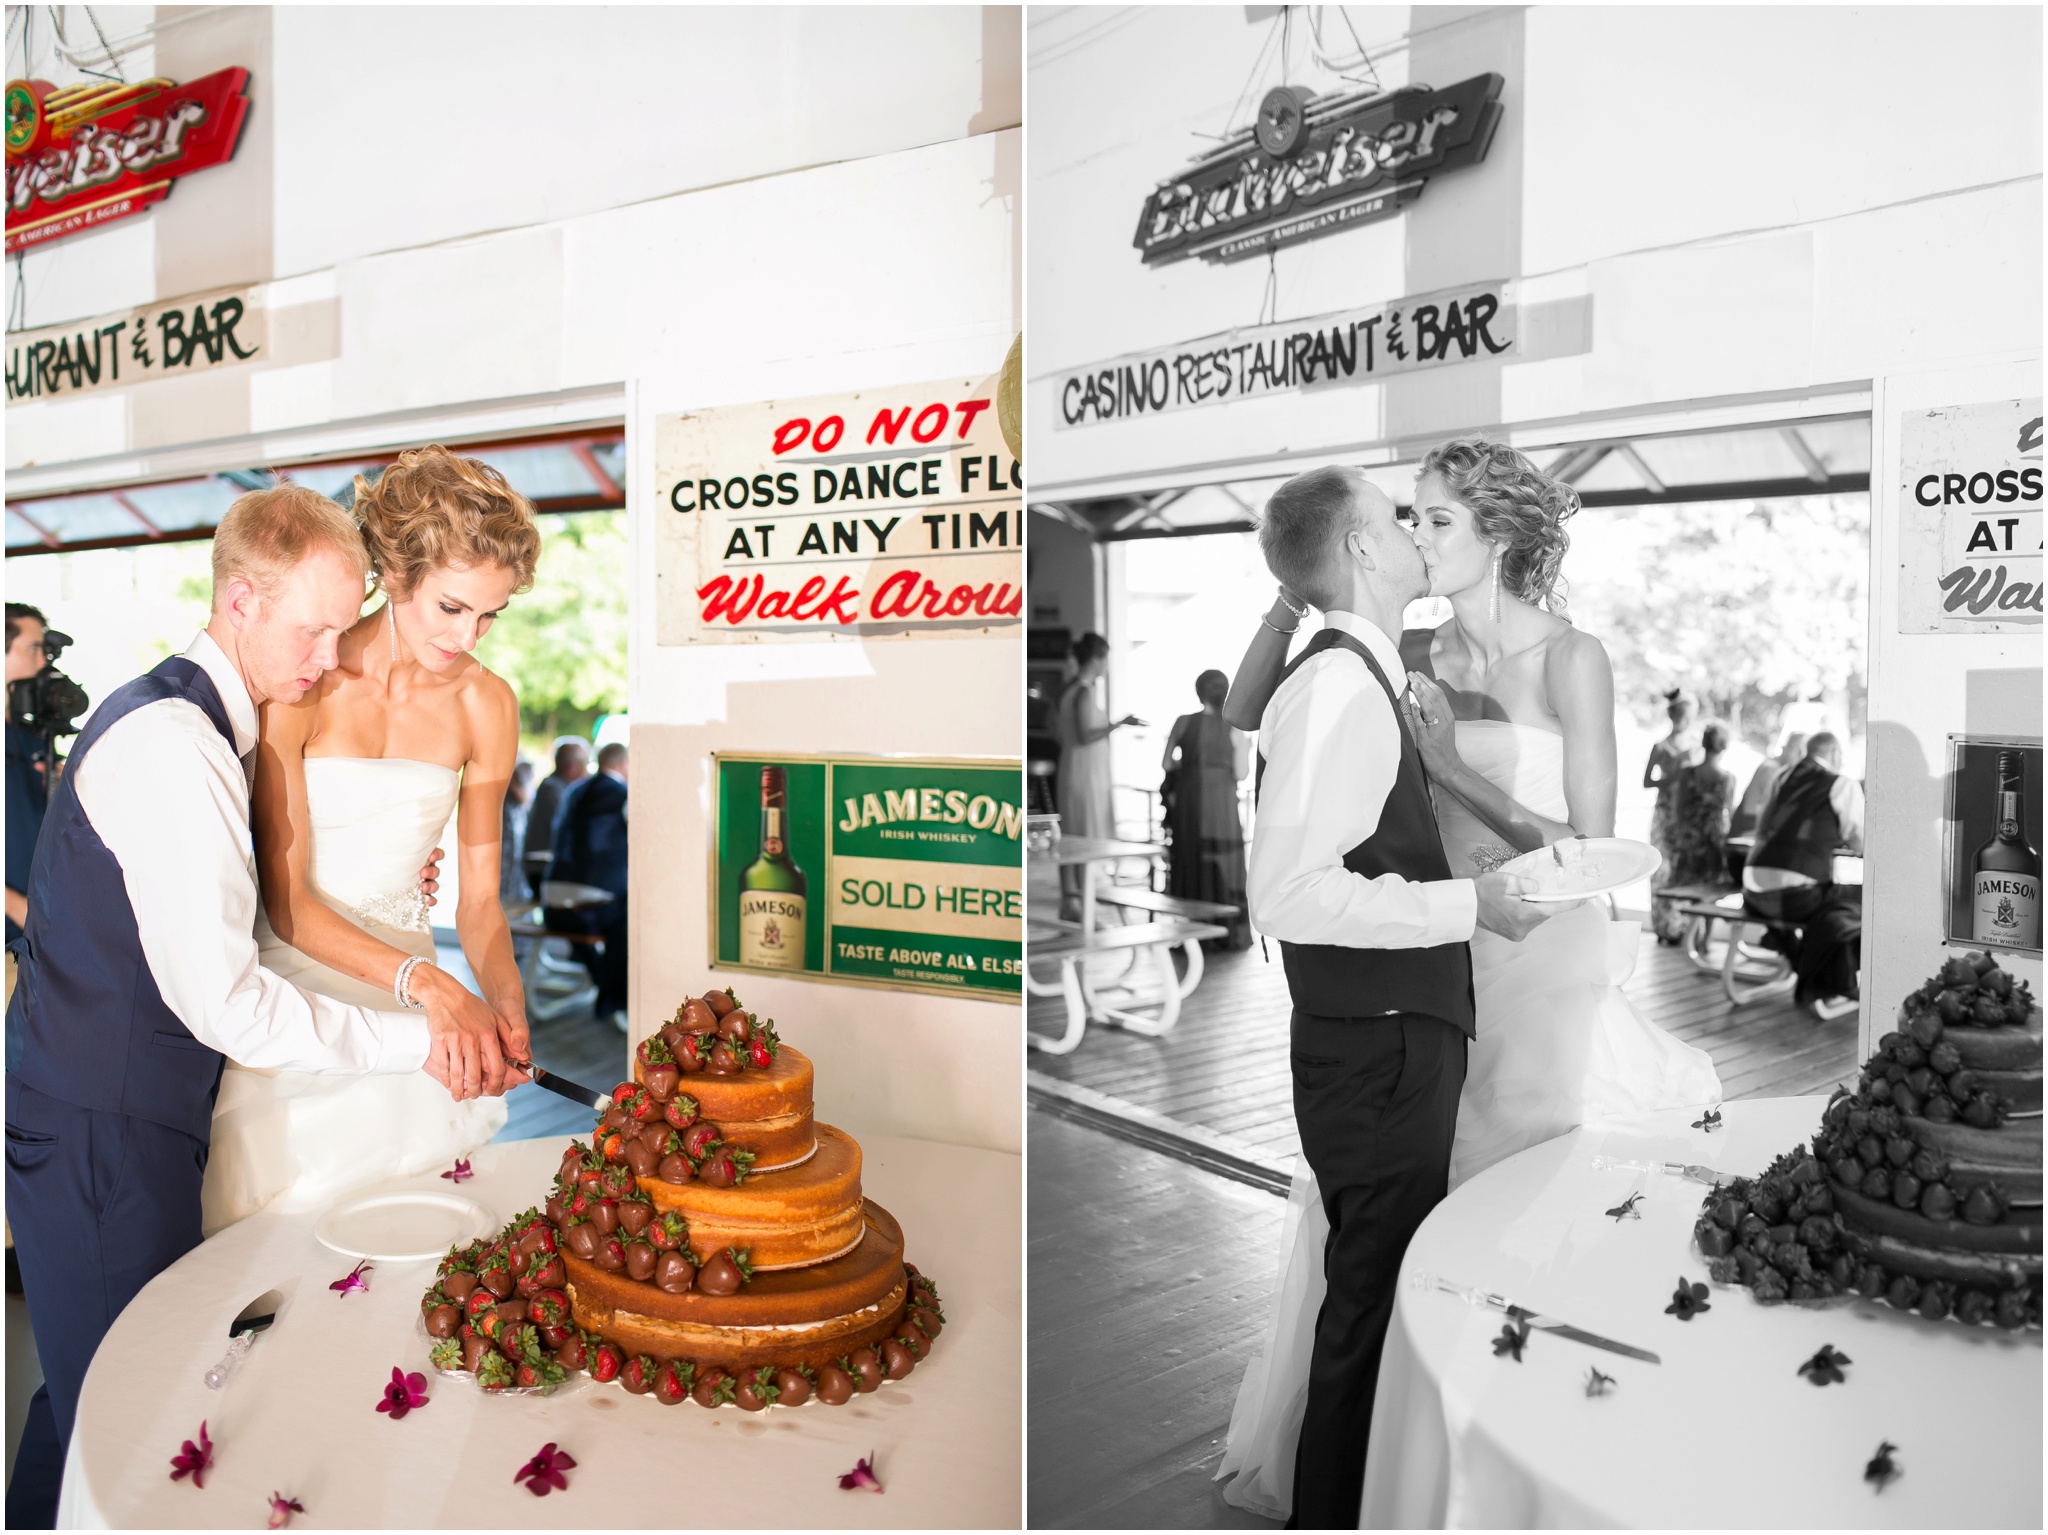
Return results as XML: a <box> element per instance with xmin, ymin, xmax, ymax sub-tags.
<box><xmin>1417</xmin><ymin>437</ymin><xmax>1578</xmax><ymax>617</ymax></box>
<box><xmin>351</xmin><ymin>445</ymin><xmax>541</xmax><ymax>602</ymax></box>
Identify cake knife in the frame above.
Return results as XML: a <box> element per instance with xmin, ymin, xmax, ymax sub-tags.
<box><xmin>507</xmin><ymin>1058</ymin><xmax>611</xmax><ymax>1112</ymax></box>
<box><xmin>1591</xmin><ymin>1154</ymin><xmax>1731</xmax><ymax>1187</ymax></box>
<box><xmin>1413</xmin><ymin>1272</ymin><xmax>1663</xmax><ymax>1364</ymax></box>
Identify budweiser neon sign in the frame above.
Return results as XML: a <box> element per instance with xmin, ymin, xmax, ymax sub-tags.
<box><xmin>1133</xmin><ymin>74</ymin><xmax>1503</xmax><ymax>266</ymax></box>
<box><xmin>5</xmin><ymin>69</ymin><xmax>251</xmax><ymax>255</ymax></box>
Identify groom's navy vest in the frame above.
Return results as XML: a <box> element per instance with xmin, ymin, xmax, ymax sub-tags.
<box><xmin>1260</xmin><ymin>629</ymin><xmax>1476</xmax><ymax>1036</ymax></box>
<box><xmin>6</xmin><ymin>657</ymin><xmax>233</xmax><ymax>1143</ymax></box>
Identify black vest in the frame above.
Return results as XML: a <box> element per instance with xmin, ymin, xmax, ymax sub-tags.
<box><xmin>1259</xmin><ymin>629</ymin><xmax>1476</xmax><ymax>1036</ymax></box>
<box><xmin>1750</xmin><ymin>756</ymin><xmax>1841</xmax><ymax>885</ymax></box>
<box><xmin>6</xmin><ymin>657</ymin><xmax>234</xmax><ymax>1142</ymax></box>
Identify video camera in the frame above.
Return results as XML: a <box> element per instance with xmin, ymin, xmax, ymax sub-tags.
<box><xmin>8</xmin><ymin>628</ymin><xmax>90</xmax><ymax>745</ymax></box>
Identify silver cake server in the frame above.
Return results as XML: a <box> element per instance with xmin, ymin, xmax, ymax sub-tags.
<box><xmin>205</xmin><ymin>1289</ymin><xmax>283</xmax><ymax>1388</ymax></box>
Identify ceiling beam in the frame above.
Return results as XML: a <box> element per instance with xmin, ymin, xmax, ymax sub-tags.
<box><xmin>1780</xmin><ymin>426</ymin><xmax>1832</xmax><ymax>484</ymax></box>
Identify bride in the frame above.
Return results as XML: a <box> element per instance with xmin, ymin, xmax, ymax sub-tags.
<box><xmin>201</xmin><ymin>447</ymin><xmax>542</xmax><ymax>1234</ymax></box>
<box><xmin>1215</xmin><ymin>437</ymin><xmax>1721</xmax><ymax>1519</ymax></box>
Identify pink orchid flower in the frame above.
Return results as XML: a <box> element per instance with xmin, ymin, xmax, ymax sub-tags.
<box><xmin>515</xmin><ymin>1441</ymin><xmax>578</xmax><ymax>1496</ymax></box>
<box><xmin>375</xmin><ymin>1366</ymin><xmax>430</xmax><ymax>1419</ymax></box>
<box><xmin>169</xmin><ymin>1421</ymin><xmax>213</xmax><ymax>1487</ymax></box>
<box><xmin>441</xmin><ymin>1157</ymin><xmax>474</xmax><ymax>1182</ymax></box>
<box><xmin>267</xmin><ymin>1492</ymin><xmax>306</xmax><ymax>1528</ymax></box>
<box><xmin>838</xmin><ymin>1452</ymin><xmax>883</xmax><ymax>1493</ymax></box>
<box><xmin>329</xmin><ymin>1258</ymin><xmax>373</xmax><ymax>1296</ymax></box>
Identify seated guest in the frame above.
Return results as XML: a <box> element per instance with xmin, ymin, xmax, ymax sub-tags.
<box><xmin>1729</xmin><ymin>732</ymin><xmax>1807</xmax><ymax>840</ymax></box>
<box><xmin>1744</xmin><ymin>733</ymin><xmax>1864</xmax><ymax>1011</ymax></box>
<box><xmin>548</xmin><ymin>741</ymin><xmax>628</xmax><ymax>1031</ymax></box>
<box><xmin>525</xmin><ymin>736</ymin><xmax>590</xmax><ymax>898</ymax></box>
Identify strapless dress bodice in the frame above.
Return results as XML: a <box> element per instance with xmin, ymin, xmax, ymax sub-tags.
<box><xmin>298</xmin><ymin>757</ymin><xmax>461</xmax><ymax>932</ymax></box>
<box><xmin>1433</xmin><ymin>719</ymin><xmax>1568</xmax><ymax>876</ymax></box>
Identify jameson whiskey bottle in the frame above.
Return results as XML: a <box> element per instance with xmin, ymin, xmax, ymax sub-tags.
<box><xmin>1972</xmin><ymin>750</ymin><xmax>2041</xmax><ymax>951</ymax></box>
<box><xmin>739</xmin><ymin>764</ymin><xmax>807</xmax><ymax>969</ymax></box>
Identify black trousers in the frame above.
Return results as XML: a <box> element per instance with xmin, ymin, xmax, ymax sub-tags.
<box><xmin>1287</xmin><ymin>1010</ymin><xmax>1467</xmax><ymax>1530</ymax></box>
<box><xmin>5</xmin><ymin>1078</ymin><xmax>209</xmax><ymax>1528</ymax></box>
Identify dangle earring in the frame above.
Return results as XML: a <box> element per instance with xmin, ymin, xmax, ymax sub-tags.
<box><xmin>388</xmin><ymin>603</ymin><xmax>398</xmax><ymax>663</ymax></box>
<box><xmin>1488</xmin><ymin>547</ymin><xmax>1502</xmax><ymax>624</ymax></box>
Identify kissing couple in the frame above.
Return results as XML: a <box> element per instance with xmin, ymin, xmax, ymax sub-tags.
<box><xmin>1214</xmin><ymin>439</ymin><xmax>1722</xmax><ymax>1526</ymax></box>
<box><xmin>6</xmin><ymin>448</ymin><xmax>546</xmax><ymax>1527</ymax></box>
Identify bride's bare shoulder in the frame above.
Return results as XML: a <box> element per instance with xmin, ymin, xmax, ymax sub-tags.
<box><xmin>1543</xmin><ymin>623</ymin><xmax>1614</xmax><ymax>702</ymax></box>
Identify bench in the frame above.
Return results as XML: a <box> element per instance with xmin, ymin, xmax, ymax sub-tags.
<box><xmin>1663</xmin><ymin>888</ymin><xmax>1803</xmax><ymax>1006</ymax></box>
<box><xmin>507</xmin><ymin>905</ymin><xmax>605</xmax><ymax>1024</ymax></box>
<box><xmin>1026</xmin><ymin>917</ymin><xmax>1228</xmax><ymax>1055</ymax></box>
<box><xmin>1095</xmin><ymin>886</ymin><xmax>1242</xmax><ymax>926</ymax></box>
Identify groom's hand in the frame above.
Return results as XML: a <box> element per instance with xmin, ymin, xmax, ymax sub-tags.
<box><xmin>1473</xmin><ymin>870</ymin><xmax>1555</xmax><ymax>942</ymax></box>
<box><xmin>413</xmin><ymin>965</ymin><xmax>510</xmax><ymax>1099</ymax></box>
<box><xmin>418</xmin><ymin>847</ymin><xmax>443</xmax><ymax>909</ymax></box>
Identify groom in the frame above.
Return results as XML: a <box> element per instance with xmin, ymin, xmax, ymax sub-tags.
<box><xmin>4</xmin><ymin>484</ymin><xmax>525</xmax><ymax>1528</ymax></box>
<box><xmin>1247</xmin><ymin>466</ymin><xmax>1552</xmax><ymax>1528</ymax></box>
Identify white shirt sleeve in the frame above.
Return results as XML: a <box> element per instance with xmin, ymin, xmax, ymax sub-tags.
<box><xmin>71</xmin><ymin>698</ymin><xmax>432</xmax><ymax>1075</ymax></box>
<box><xmin>1247</xmin><ymin>651</ymin><xmax>1477</xmax><ymax>948</ymax></box>
<box><xmin>1831</xmin><ymin>774</ymin><xmax>1865</xmax><ymax>848</ymax></box>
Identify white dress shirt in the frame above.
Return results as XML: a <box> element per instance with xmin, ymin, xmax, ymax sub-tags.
<box><xmin>68</xmin><ymin>631</ymin><xmax>431</xmax><ymax>1075</ymax></box>
<box><xmin>1248</xmin><ymin>610</ymin><xmax>1477</xmax><ymax>948</ymax></box>
<box><xmin>1743</xmin><ymin>772</ymin><xmax>1865</xmax><ymax>892</ymax></box>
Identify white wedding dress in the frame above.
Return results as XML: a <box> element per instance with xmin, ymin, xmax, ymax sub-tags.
<box><xmin>1216</xmin><ymin>720</ymin><xmax>1722</xmax><ymax>1521</ymax></box>
<box><xmin>200</xmin><ymin>758</ymin><xmax>507</xmax><ymax>1237</ymax></box>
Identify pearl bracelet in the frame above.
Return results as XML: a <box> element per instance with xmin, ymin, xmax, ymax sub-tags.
<box><xmin>394</xmin><ymin>954</ymin><xmax>428</xmax><ymax>1010</ymax></box>
<box><xmin>1276</xmin><ymin>589</ymin><xmax>1309</xmax><ymax>619</ymax></box>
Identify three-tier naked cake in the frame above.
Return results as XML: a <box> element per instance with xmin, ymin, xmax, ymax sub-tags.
<box><xmin>420</xmin><ymin>987</ymin><xmax>945</xmax><ymax>1406</ymax></box>
<box><xmin>1693</xmin><ymin>951</ymin><xmax>2041</xmax><ymax>1330</ymax></box>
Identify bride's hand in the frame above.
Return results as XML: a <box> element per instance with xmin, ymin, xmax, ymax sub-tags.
<box><xmin>492</xmin><ymin>994</ymin><xmax>533</xmax><ymax>1089</ymax></box>
<box><xmin>1403</xmin><ymin>673</ymin><xmax>1462</xmax><ymax>777</ymax></box>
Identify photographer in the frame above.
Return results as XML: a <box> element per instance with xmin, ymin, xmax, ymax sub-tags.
<box><xmin>6</xmin><ymin>604</ymin><xmax>52</xmax><ymax>956</ymax></box>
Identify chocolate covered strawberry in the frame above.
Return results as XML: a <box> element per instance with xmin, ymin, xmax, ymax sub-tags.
<box><xmin>618</xmin><ymin>1196</ymin><xmax>655</xmax><ymax>1239</ymax></box>
<box><xmin>717</xmin><ymin>1008</ymin><xmax>753</xmax><ymax>1044</ymax></box>
<box><xmin>653</xmin><ymin>1358</ymin><xmax>695</xmax><ymax>1406</ymax></box>
<box><xmin>684</xmin><ymin>995</ymin><xmax>723</xmax><ymax>1031</ymax></box>
<box><xmin>675</xmin><ymin>1033</ymin><xmax>710</xmax><ymax>1074</ymax></box>
<box><xmin>599</xmin><ymin>1162</ymin><xmax>637</xmax><ymax>1200</ymax></box>
<box><xmin>623</xmin><ymin>1138</ymin><xmax>660</xmax><ymax>1179</ymax></box>
<box><xmin>774</xmin><ymin>1366</ymin><xmax>813</xmax><ymax>1406</ymax></box>
<box><xmin>552</xmin><ymin>1333</ymin><xmax>589</xmax><ymax>1372</ymax></box>
<box><xmin>588</xmin><ymin>1342</ymin><xmax>625</xmax><ymax>1383</ymax></box>
<box><xmin>465</xmin><ymin>1289</ymin><xmax>499</xmax><ymax>1331</ymax></box>
<box><xmin>846</xmin><ymin>1347</ymin><xmax>883</xmax><ymax>1393</ymax></box>
<box><xmin>814</xmin><ymin>1363</ymin><xmax>855</xmax><ymax>1405</ymax></box>
<box><xmin>681</xmin><ymin>1121</ymin><xmax>724</xmax><ymax>1161</ymax></box>
<box><xmin>439</xmin><ymin>1268</ymin><xmax>478</xmax><ymax>1304</ymax></box>
<box><xmin>461</xmin><ymin>1334</ymin><xmax>493</xmax><ymax>1374</ymax></box>
<box><xmin>647</xmin><ymin>1211</ymin><xmax>690</xmax><ymax>1252</ymax></box>
<box><xmin>705</xmin><ymin>986</ymin><xmax>740</xmax><ymax>1018</ymax></box>
<box><xmin>697</xmin><ymin>1145</ymin><xmax>756</xmax><ymax>1188</ymax></box>
<box><xmin>476</xmin><ymin>1351</ymin><xmax>515</xmax><ymax>1392</ymax></box>
<box><xmin>620</xmin><ymin>1355</ymin><xmax>659</xmax><ymax>1395</ymax></box>
<box><xmin>881</xmin><ymin>1337</ymin><xmax>917</xmax><ymax>1379</ymax></box>
<box><xmin>429</xmin><ymin>1338</ymin><xmax>464</xmax><ymax>1374</ymax></box>
<box><xmin>734</xmin><ymin>1366</ymin><xmax>781</xmax><ymax>1411</ymax></box>
<box><xmin>529</xmin><ymin>1289</ymin><xmax>571</xmax><ymax>1331</ymax></box>
<box><xmin>624</xmin><ymin>1238</ymin><xmax>658</xmax><ymax>1282</ymax></box>
<box><xmin>663</xmin><ymin>1093</ymin><xmax>701</xmax><ymax>1132</ymax></box>
<box><xmin>557</xmin><ymin>1140</ymin><xmax>589</xmax><ymax>1181</ymax></box>
<box><xmin>637</xmin><ymin>1036</ymin><xmax>682</xmax><ymax>1102</ymax></box>
<box><xmin>691</xmin><ymin>1368</ymin><xmax>736</xmax><ymax>1409</ymax></box>
<box><xmin>706</xmin><ymin>1039</ymin><xmax>741</xmax><ymax>1074</ymax></box>
<box><xmin>909</xmin><ymin>1302</ymin><xmax>943</xmax><ymax>1340</ymax></box>
<box><xmin>497</xmin><ymin>1320</ymin><xmax>538</xmax><ymax>1363</ymax></box>
<box><xmin>425</xmin><ymin>1302</ymin><xmax>460</xmax><ymax>1339</ymax></box>
<box><xmin>562</xmin><ymin>1219</ymin><xmax>600</xmax><ymax>1262</ymax></box>
<box><xmin>514</xmin><ymin>1349</ymin><xmax>568</xmax><ymax>1393</ymax></box>
<box><xmin>594</xmin><ymin>1236</ymin><xmax>627</xmax><ymax>1272</ymax></box>
<box><xmin>620</xmin><ymin>1086</ymin><xmax>659</xmax><ymax>1125</ymax></box>
<box><xmin>586</xmin><ymin>1198</ymin><xmax>619</xmax><ymax>1237</ymax></box>
<box><xmin>596</xmin><ymin>1128</ymin><xmax>627</xmax><ymax>1163</ymax></box>
<box><xmin>749</xmin><ymin>1017</ymin><xmax>782</xmax><ymax>1068</ymax></box>
<box><xmin>695</xmin><ymin>1247</ymin><xmax>753</xmax><ymax>1296</ymax></box>
<box><xmin>654</xmin><ymin>1250</ymin><xmax>696</xmax><ymax>1294</ymax></box>
<box><xmin>477</xmin><ymin>1249</ymin><xmax>516</xmax><ymax>1300</ymax></box>
<box><xmin>658</xmin><ymin>1152</ymin><xmax>695</xmax><ymax>1185</ymax></box>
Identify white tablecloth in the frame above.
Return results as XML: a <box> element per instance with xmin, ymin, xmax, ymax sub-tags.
<box><xmin>58</xmin><ymin>1133</ymin><xmax>1020</xmax><ymax>1529</ymax></box>
<box><xmin>1361</xmin><ymin>1097</ymin><xmax>2041</xmax><ymax>1529</ymax></box>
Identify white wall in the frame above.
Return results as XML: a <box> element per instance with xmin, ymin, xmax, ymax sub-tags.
<box><xmin>1865</xmin><ymin>356</ymin><xmax>2043</xmax><ymax>1054</ymax></box>
<box><xmin>625</xmin><ymin>130</ymin><xmax>1021</xmax><ymax>1156</ymax></box>
<box><xmin>1027</xmin><ymin>4</ymin><xmax>2043</xmax><ymax>497</ymax></box>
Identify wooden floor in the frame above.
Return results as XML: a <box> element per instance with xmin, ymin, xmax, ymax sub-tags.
<box><xmin>1028</xmin><ymin>900</ymin><xmax>1860</xmax><ymax>1169</ymax></box>
<box><xmin>1028</xmin><ymin>1107</ymin><xmax>1285</xmax><ymax>1531</ymax></box>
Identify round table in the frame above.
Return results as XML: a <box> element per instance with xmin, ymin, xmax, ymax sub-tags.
<box><xmin>58</xmin><ymin>1133</ymin><xmax>1020</xmax><ymax>1529</ymax></box>
<box><xmin>1361</xmin><ymin>1097</ymin><xmax>2041</xmax><ymax>1529</ymax></box>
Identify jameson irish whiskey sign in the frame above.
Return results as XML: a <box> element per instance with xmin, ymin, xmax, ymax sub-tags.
<box><xmin>654</xmin><ymin>375</ymin><xmax>1023</xmax><ymax>644</ymax></box>
<box><xmin>1945</xmin><ymin>737</ymin><xmax>2043</xmax><ymax>957</ymax></box>
<box><xmin>711</xmin><ymin>753</ymin><xmax>1024</xmax><ymax>999</ymax></box>
<box><xmin>1898</xmin><ymin>397</ymin><xmax>2043</xmax><ymax>631</ymax></box>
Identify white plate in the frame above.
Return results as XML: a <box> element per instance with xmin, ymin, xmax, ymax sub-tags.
<box><xmin>314</xmin><ymin>1187</ymin><xmax>496</xmax><ymax>1263</ymax></box>
<box><xmin>1497</xmin><ymin>837</ymin><xmax>1662</xmax><ymax>903</ymax></box>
